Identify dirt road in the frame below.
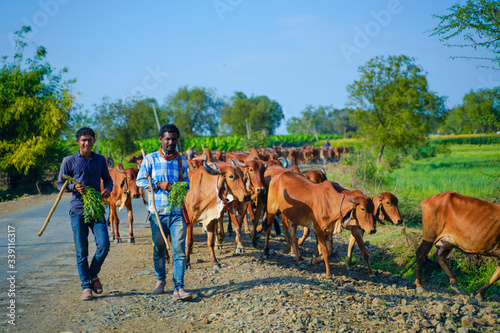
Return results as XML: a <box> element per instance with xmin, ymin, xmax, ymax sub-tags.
<box><xmin>1</xmin><ymin>194</ymin><xmax>500</xmax><ymax>332</ymax></box>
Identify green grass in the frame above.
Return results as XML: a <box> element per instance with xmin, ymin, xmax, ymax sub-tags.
<box><xmin>387</xmin><ymin>144</ymin><xmax>500</xmax><ymax>201</ymax></box>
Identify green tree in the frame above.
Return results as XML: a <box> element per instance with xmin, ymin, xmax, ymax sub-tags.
<box><xmin>94</xmin><ymin>96</ymin><xmax>163</xmax><ymax>162</ymax></box>
<box><xmin>220</xmin><ymin>92</ymin><xmax>284</xmax><ymax>136</ymax></box>
<box><xmin>164</xmin><ymin>86</ymin><xmax>223</xmax><ymax>139</ymax></box>
<box><xmin>346</xmin><ymin>55</ymin><xmax>446</xmax><ymax>163</ymax></box>
<box><xmin>430</xmin><ymin>0</ymin><xmax>500</xmax><ymax>70</ymax></box>
<box><xmin>286</xmin><ymin>105</ymin><xmax>356</xmax><ymax>137</ymax></box>
<box><xmin>441</xmin><ymin>88</ymin><xmax>500</xmax><ymax>134</ymax></box>
<box><xmin>0</xmin><ymin>26</ymin><xmax>75</xmax><ymax>190</ymax></box>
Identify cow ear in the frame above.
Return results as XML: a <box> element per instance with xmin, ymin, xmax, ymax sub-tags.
<box><xmin>245</xmin><ymin>173</ymin><xmax>251</xmax><ymax>191</ymax></box>
<box><xmin>121</xmin><ymin>176</ymin><xmax>129</xmax><ymax>193</ymax></box>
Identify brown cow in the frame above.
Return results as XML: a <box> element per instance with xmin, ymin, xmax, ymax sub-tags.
<box><xmin>265</xmin><ymin>170</ymin><xmax>376</xmax><ymax>278</ymax></box>
<box><xmin>345</xmin><ymin>191</ymin><xmax>403</xmax><ymax>278</ymax></box>
<box><xmin>234</xmin><ymin>158</ymin><xmax>267</xmax><ymax>241</ymax></box>
<box><xmin>106</xmin><ymin>164</ymin><xmax>141</xmax><ymax>243</ymax></box>
<box><xmin>415</xmin><ymin>191</ymin><xmax>500</xmax><ymax>298</ymax></box>
<box><xmin>184</xmin><ymin>161</ymin><xmax>251</xmax><ymax>270</ymax></box>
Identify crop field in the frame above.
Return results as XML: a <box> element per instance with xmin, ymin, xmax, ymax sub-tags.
<box><xmin>388</xmin><ymin>143</ymin><xmax>500</xmax><ymax>202</ymax></box>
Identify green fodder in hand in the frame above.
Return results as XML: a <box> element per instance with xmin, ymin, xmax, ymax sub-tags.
<box><xmin>166</xmin><ymin>182</ymin><xmax>188</xmax><ymax>212</ymax></box>
<box><xmin>63</xmin><ymin>174</ymin><xmax>107</xmax><ymax>223</ymax></box>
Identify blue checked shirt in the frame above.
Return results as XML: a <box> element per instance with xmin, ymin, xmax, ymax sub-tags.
<box><xmin>136</xmin><ymin>151</ymin><xmax>190</xmax><ymax>215</ymax></box>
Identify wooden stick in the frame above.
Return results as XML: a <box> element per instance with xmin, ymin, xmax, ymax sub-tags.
<box><xmin>38</xmin><ymin>179</ymin><xmax>69</xmax><ymax>237</ymax></box>
<box><xmin>142</xmin><ymin>149</ymin><xmax>170</xmax><ymax>247</ymax></box>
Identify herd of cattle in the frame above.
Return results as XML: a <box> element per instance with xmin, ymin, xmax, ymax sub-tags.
<box><xmin>102</xmin><ymin>144</ymin><xmax>500</xmax><ymax>298</ymax></box>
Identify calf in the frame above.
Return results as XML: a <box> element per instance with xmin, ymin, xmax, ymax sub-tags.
<box><xmin>106</xmin><ymin>164</ymin><xmax>141</xmax><ymax>243</ymax></box>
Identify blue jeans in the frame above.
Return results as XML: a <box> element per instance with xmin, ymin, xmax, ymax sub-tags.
<box><xmin>148</xmin><ymin>213</ymin><xmax>187</xmax><ymax>291</ymax></box>
<box><xmin>70</xmin><ymin>210</ymin><xmax>110</xmax><ymax>290</ymax></box>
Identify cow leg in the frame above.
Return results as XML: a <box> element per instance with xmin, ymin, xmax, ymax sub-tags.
<box><xmin>346</xmin><ymin>234</ymin><xmax>356</xmax><ymax>269</ymax></box>
<box><xmin>350</xmin><ymin>227</ymin><xmax>374</xmax><ymax>280</ymax></box>
<box><xmin>251</xmin><ymin>201</ymin><xmax>265</xmax><ymax>248</ymax></box>
<box><xmin>185</xmin><ymin>223</ymin><xmax>194</xmax><ymax>269</ymax></box>
<box><xmin>477</xmin><ymin>261</ymin><xmax>500</xmax><ymax>298</ymax></box>
<box><xmin>433</xmin><ymin>247</ymin><xmax>460</xmax><ymax>293</ymax></box>
<box><xmin>206</xmin><ymin>220</ymin><xmax>220</xmax><ymax>270</ymax></box>
<box><xmin>126</xmin><ymin>202</ymin><xmax>135</xmax><ymax>243</ymax></box>
<box><xmin>110</xmin><ymin>204</ymin><xmax>121</xmax><ymax>243</ymax></box>
<box><xmin>297</xmin><ymin>227</ymin><xmax>310</xmax><ymax>246</ymax></box>
<box><xmin>233</xmin><ymin>202</ymin><xmax>247</xmax><ymax>254</ymax></box>
<box><xmin>273</xmin><ymin>216</ymin><xmax>281</xmax><ymax>236</ymax></box>
<box><xmin>288</xmin><ymin>223</ymin><xmax>301</xmax><ymax>262</ymax></box>
<box><xmin>281</xmin><ymin>216</ymin><xmax>293</xmax><ymax>254</ymax></box>
<box><xmin>415</xmin><ymin>240</ymin><xmax>434</xmax><ymax>292</ymax></box>
<box><xmin>262</xmin><ymin>212</ymin><xmax>276</xmax><ymax>258</ymax></box>
<box><xmin>311</xmin><ymin>230</ymin><xmax>332</xmax><ymax>279</ymax></box>
<box><xmin>214</xmin><ymin>215</ymin><xmax>224</xmax><ymax>250</ymax></box>
<box><xmin>226</xmin><ymin>213</ymin><xmax>234</xmax><ymax>236</ymax></box>
<box><xmin>245</xmin><ymin>201</ymin><xmax>254</xmax><ymax>235</ymax></box>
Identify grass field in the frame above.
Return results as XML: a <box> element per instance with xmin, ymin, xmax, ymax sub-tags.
<box><xmin>388</xmin><ymin>143</ymin><xmax>500</xmax><ymax>202</ymax></box>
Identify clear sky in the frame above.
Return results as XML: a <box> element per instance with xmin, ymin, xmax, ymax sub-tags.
<box><xmin>1</xmin><ymin>0</ymin><xmax>498</xmax><ymax>134</ymax></box>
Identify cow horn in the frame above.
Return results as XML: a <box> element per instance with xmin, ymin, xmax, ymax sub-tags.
<box><xmin>229</xmin><ymin>159</ymin><xmax>237</xmax><ymax>166</ymax></box>
<box><xmin>203</xmin><ymin>160</ymin><xmax>220</xmax><ymax>175</ymax></box>
<box><xmin>203</xmin><ymin>153</ymin><xmax>209</xmax><ymax>162</ymax></box>
<box><xmin>251</xmin><ymin>157</ymin><xmax>258</xmax><ymax>161</ymax></box>
<box><xmin>236</xmin><ymin>159</ymin><xmax>246</xmax><ymax>167</ymax></box>
<box><xmin>279</xmin><ymin>157</ymin><xmax>288</xmax><ymax>168</ymax></box>
<box><xmin>264</xmin><ymin>162</ymin><xmax>268</xmax><ymax>169</ymax></box>
<box><xmin>321</xmin><ymin>167</ymin><xmax>326</xmax><ymax>175</ymax></box>
<box><xmin>117</xmin><ymin>163</ymin><xmax>125</xmax><ymax>173</ymax></box>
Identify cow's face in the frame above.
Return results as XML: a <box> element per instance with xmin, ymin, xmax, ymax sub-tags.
<box><xmin>376</xmin><ymin>192</ymin><xmax>403</xmax><ymax>225</ymax></box>
<box><xmin>349</xmin><ymin>196</ymin><xmax>376</xmax><ymax>234</ymax></box>
<box><xmin>219</xmin><ymin>164</ymin><xmax>251</xmax><ymax>203</ymax></box>
<box><xmin>244</xmin><ymin>159</ymin><xmax>266</xmax><ymax>196</ymax></box>
<box><xmin>117</xmin><ymin>165</ymin><xmax>140</xmax><ymax>198</ymax></box>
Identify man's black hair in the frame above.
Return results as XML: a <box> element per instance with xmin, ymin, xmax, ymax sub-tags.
<box><xmin>76</xmin><ymin>127</ymin><xmax>95</xmax><ymax>140</ymax></box>
<box><xmin>159</xmin><ymin>124</ymin><xmax>180</xmax><ymax>138</ymax></box>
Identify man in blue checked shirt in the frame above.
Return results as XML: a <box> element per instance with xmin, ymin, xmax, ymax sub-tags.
<box><xmin>136</xmin><ymin>124</ymin><xmax>192</xmax><ymax>301</ymax></box>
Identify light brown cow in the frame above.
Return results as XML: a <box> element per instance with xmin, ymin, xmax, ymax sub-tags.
<box><xmin>105</xmin><ymin>164</ymin><xmax>141</xmax><ymax>243</ymax></box>
<box><xmin>184</xmin><ymin>161</ymin><xmax>251</xmax><ymax>270</ymax></box>
<box><xmin>346</xmin><ymin>191</ymin><xmax>403</xmax><ymax>277</ymax></box>
<box><xmin>415</xmin><ymin>191</ymin><xmax>500</xmax><ymax>298</ymax></box>
<box><xmin>265</xmin><ymin>170</ymin><xmax>376</xmax><ymax>278</ymax></box>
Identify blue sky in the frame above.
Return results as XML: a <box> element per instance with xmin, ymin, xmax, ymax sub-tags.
<box><xmin>1</xmin><ymin>0</ymin><xmax>498</xmax><ymax>134</ymax></box>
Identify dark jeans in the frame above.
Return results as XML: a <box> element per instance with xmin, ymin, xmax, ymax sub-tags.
<box><xmin>70</xmin><ymin>210</ymin><xmax>110</xmax><ymax>290</ymax></box>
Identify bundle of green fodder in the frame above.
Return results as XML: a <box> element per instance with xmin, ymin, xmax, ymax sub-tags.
<box><xmin>63</xmin><ymin>174</ymin><xmax>107</xmax><ymax>223</ymax></box>
<box><xmin>166</xmin><ymin>181</ymin><xmax>188</xmax><ymax>212</ymax></box>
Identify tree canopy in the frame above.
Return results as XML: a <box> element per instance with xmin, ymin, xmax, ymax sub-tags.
<box><xmin>93</xmin><ymin>96</ymin><xmax>163</xmax><ymax>162</ymax></box>
<box><xmin>163</xmin><ymin>86</ymin><xmax>223</xmax><ymax>139</ymax></box>
<box><xmin>287</xmin><ymin>105</ymin><xmax>356</xmax><ymax>137</ymax></box>
<box><xmin>220</xmin><ymin>92</ymin><xmax>284</xmax><ymax>136</ymax></box>
<box><xmin>430</xmin><ymin>0</ymin><xmax>500</xmax><ymax>70</ymax></box>
<box><xmin>441</xmin><ymin>88</ymin><xmax>500</xmax><ymax>134</ymax></box>
<box><xmin>0</xmin><ymin>26</ymin><xmax>75</xmax><ymax>177</ymax></box>
<box><xmin>346</xmin><ymin>55</ymin><xmax>446</xmax><ymax>162</ymax></box>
